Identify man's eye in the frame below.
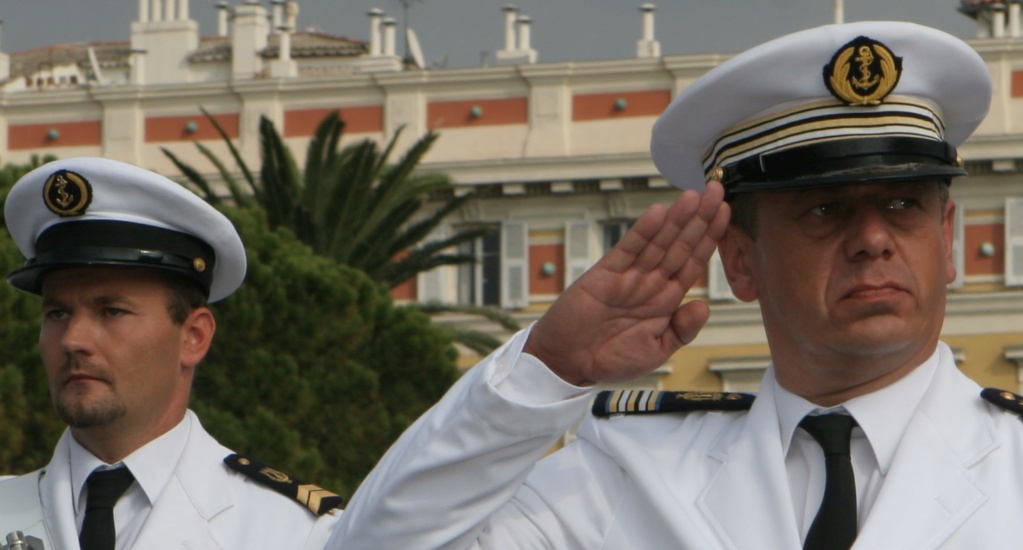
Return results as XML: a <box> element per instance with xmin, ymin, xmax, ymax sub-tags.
<box><xmin>809</xmin><ymin>203</ymin><xmax>837</xmax><ymax>217</ymax></box>
<box><xmin>884</xmin><ymin>198</ymin><xmax>917</xmax><ymax>210</ymax></box>
<box><xmin>104</xmin><ymin>308</ymin><xmax>126</xmax><ymax>317</ymax></box>
<box><xmin>43</xmin><ymin>309</ymin><xmax>69</xmax><ymax>320</ymax></box>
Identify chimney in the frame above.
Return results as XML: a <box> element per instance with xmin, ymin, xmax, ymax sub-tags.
<box><xmin>995</xmin><ymin>3</ymin><xmax>1007</xmax><ymax>38</ymax></box>
<box><xmin>271</xmin><ymin>1</ymin><xmax>285</xmax><ymax>34</ymax></box>
<box><xmin>130</xmin><ymin>0</ymin><xmax>199</xmax><ymax>84</ymax></box>
<box><xmin>496</xmin><ymin>6</ymin><xmax>536</xmax><ymax>65</ymax></box>
<box><xmin>130</xmin><ymin>49</ymin><xmax>147</xmax><ymax>85</ymax></box>
<box><xmin>232</xmin><ymin>1</ymin><xmax>269</xmax><ymax>80</ymax></box>
<box><xmin>1011</xmin><ymin>1</ymin><xmax>1021</xmax><ymax>37</ymax></box>
<box><xmin>383</xmin><ymin>17</ymin><xmax>397</xmax><ymax>57</ymax></box>
<box><xmin>502</xmin><ymin>4</ymin><xmax>517</xmax><ymax>51</ymax></box>
<box><xmin>270</xmin><ymin>1</ymin><xmax>299</xmax><ymax>77</ymax></box>
<box><xmin>217</xmin><ymin>2</ymin><xmax>230</xmax><ymax>36</ymax></box>
<box><xmin>516</xmin><ymin>15</ymin><xmax>532</xmax><ymax>51</ymax></box>
<box><xmin>368</xmin><ymin>8</ymin><xmax>384</xmax><ymax>56</ymax></box>
<box><xmin>636</xmin><ymin>3</ymin><xmax>660</xmax><ymax>58</ymax></box>
<box><xmin>0</xmin><ymin>19</ymin><xmax>8</xmax><ymax>83</ymax></box>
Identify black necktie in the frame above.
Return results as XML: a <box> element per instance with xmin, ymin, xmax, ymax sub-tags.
<box><xmin>79</xmin><ymin>467</ymin><xmax>135</xmax><ymax>550</ymax></box>
<box><xmin>799</xmin><ymin>413</ymin><xmax>857</xmax><ymax>550</ymax></box>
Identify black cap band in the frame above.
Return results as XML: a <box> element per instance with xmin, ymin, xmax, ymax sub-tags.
<box><xmin>722</xmin><ymin>136</ymin><xmax>965</xmax><ymax>197</ymax></box>
<box><xmin>6</xmin><ymin>220</ymin><xmax>216</xmax><ymax>295</ymax></box>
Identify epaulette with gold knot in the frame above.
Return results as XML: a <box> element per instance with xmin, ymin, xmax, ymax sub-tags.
<box><xmin>592</xmin><ymin>389</ymin><xmax>755</xmax><ymax>418</ymax></box>
<box><xmin>981</xmin><ymin>388</ymin><xmax>1023</xmax><ymax>417</ymax></box>
<box><xmin>224</xmin><ymin>453</ymin><xmax>343</xmax><ymax>516</ymax></box>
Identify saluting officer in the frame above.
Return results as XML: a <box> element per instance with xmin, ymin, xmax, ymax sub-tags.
<box><xmin>329</xmin><ymin>21</ymin><xmax>1023</xmax><ymax>550</ymax></box>
<box><xmin>0</xmin><ymin>158</ymin><xmax>340</xmax><ymax>549</ymax></box>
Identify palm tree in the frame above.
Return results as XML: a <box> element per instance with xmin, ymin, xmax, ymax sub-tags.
<box><xmin>163</xmin><ymin>109</ymin><xmax>518</xmax><ymax>353</ymax></box>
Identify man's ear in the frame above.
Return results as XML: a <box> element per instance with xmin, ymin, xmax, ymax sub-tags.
<box><xmin>717</xmin><ymin>226</ymin><xmax>759</xmax><ymax>303</ymax></box>
<box><xmin>943</xmin><ymin>198</ymin><xmax>957</xmax><ymax>285</ymax></box>
<box><xmin>180</xmin><ymin>307</ymin><xmax>216</xmax><ymax>370</ymax></box>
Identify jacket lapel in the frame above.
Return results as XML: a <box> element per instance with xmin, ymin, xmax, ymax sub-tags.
<box><xmin>854</xmin><ymin>351</ymin><xmax>994</xmax><ymax>549</ymax></box>
<box><xmin>698</xmin><ymin>376</ymin><xmax>803</xmax><ymax>550</ymax></box>
<box><xmin>132</xmin><ymin>412</ymin><xmax>233</xmax><ymax>549</ymax></box>
<box><xmin>39</xmin><ymin>431</ymin><xmax>83</xmax><ymax>550</ymax></box>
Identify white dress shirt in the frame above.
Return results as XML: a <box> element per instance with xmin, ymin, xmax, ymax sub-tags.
<box><xmin>70</xmin><ymin>414</ymin><xmax>190</xmax><ymax>550</ymax></box>
<box><xmin>775</xmin><ymin>347</ymin><xmax>941</xmax><ymax>539</ymax></box>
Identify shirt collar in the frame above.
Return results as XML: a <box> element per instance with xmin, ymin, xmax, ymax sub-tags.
<box><xmin>774</xmin><ymin>345</ymin><xmax>942</xmax><ymax>474</ymax></box>
<box><xmin>70</xmin><ymin>412</ymin><xmax>192</xmax><ymax>515</ymax></box>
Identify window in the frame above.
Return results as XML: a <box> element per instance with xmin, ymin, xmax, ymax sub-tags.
<box><xmin>454</xmin><ymin>222</ymin><xmax>530</xmax><ymax>309</ymax></box>
<box><xmin>602</xmin><ymin>220</ymin><xmax>632</xmax><ymax>253</ymax></box>
<box><xmin>458</xmin><ymin>228</ymin><xmax>501</xmax><ymax>306</ymax></box>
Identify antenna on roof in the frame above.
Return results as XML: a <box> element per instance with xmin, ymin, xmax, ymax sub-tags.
<box><xmin>406</xmin><ymin>27</ymin><xmax>426</xmax><ymax>69</ymax></box>
<box><xmin>394</xmin><ymin>0</ymin><xmax>422</xmax><ymax>64</ymax></box>
<box><xmin>87</xmin><ymin>47</ymin><xmax>107</xmax><ymax>85</ymax></box>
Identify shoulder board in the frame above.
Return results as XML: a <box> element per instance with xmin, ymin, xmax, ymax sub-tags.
<box><xmin>592</xmin><ymin>389</ymin><xmax>755</xmax><ymax>418</ymax></box>
<box><xmin>981</xmin><ymin>388</ymin><xmax>1023</xmax><ymax>417</ymax></box>
<box><xmin>224</xmin><ymin>453</ymin><xmax>343</xmax><ymax>516</ymax></box>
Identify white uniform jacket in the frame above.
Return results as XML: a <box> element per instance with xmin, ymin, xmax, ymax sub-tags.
<box><xmin>0</xmin><ymin>410</ymin><xmax>339</xmax><ymax>550</ymax></box>
<box><xmin>331</xmin><ymin>332</ymin><xmax>1023</xmax><ymax>549</ymax></box>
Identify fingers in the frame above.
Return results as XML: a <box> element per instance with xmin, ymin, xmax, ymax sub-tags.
<box><xmin>608</xmin><ymin>180</ymin><xmax>727</xmax><ymax>277</ymax></box>
<box><xmin>672</xmin><ymin>195</ymin><xmax>731</xmax><ymax>291</ymax></box>
<box><xmin>600</xmin><ymin>193</ymin><xmax>688</xmax><ymax>273</ymax></box>
<box><xmin>662</xmin><ymin>299</ymin><xmax>711</xmax><ymax>356</ymax></box>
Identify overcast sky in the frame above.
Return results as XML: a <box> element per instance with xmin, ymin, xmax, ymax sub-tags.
<box><xmin>0</xmin><ymin>1</ymin><xmax>978</xmax><ymax>69</ymax></box>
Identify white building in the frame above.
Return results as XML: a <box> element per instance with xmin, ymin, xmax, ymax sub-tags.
<box><xmin>0</xmin><ymin>0</ymin><xmax>1021</xmax><ymax>394</ymax></box>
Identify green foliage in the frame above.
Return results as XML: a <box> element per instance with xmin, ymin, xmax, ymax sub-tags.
<box><xmin>191</xmin><ymin>208</ymin><xmax>458</xmax><ymax>495</ymax></box>
<box><xmin>0</xmin><ymin>155</ymin><xmax>67</xmax><ymax>472</ymax></box>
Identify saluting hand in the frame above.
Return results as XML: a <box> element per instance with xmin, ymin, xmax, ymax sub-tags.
<box><xmin>523</xmin><ymin>180</ymin><xmax>730</xmax><ymax>386</ymax></box>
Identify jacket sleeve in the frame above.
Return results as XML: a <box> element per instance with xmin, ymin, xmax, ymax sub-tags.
<box><xmin>329</xmin><ymin>326</ymin><xmax>593</xmax><ymax>550</ymax></box>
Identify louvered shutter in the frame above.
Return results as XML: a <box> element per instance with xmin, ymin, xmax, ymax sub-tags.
<box><xmin>501</xmin><ymin>221</ymin><xmax>529</xmax><ymax>308</ymax></box>
<box><xmin>564</xmin><ymin>221</ymin><xmax>594</xmax><ymax>287</ymax></box>
<box><xmin>1006</xmin><ymin>197</ymin><xmax>1023</xmax><ymax>286</ymax></box>
<box><xmin>417</xmin><ymin>227</ymin><xmax>448</xmax><ymax>303</ymax></box>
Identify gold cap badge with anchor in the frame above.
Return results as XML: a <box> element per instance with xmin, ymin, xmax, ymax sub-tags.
<box><xmin>824</xmin><ymin>35</ymin><xmax>902</xmax><ymax>105</ymax></box>
<box><xmin>42</xmin><ymin>169</ymin><xmax>92</xmax><ymax>217</ymax></box>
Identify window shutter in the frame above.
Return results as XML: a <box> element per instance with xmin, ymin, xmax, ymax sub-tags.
<box><xmin>707</xmin><ymin>249</ymin><xmax>736</xmax><ymax>301</ymax></box>
<box><xmin>501</xmin><ymin>221</ymin><xmax>529</xmax><ymax>308</ymax></box>
<box><xmin>417</xmin><ymin>227</ymin><xmax>448</xmax><ymax>303</ymax></box>
<box><xmin>564</xmin><ymin>221</ymin><xmax>594</xmax><ymax>287</ymax></box>
<box><xmin>948</xmin><ymin>203</ymin><xmax>965</xmax><ymax>289</ymax></box>
<box><xmin>1007</xmin><ymin>197</ymin><xmax>1023</xmax><ymax>287</ymax></box>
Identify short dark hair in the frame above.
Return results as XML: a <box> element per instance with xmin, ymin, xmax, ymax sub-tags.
<box><xmin>158</xmin><ymin>272</ymin><xmax>209</xmax><ymax>325</ymax></box>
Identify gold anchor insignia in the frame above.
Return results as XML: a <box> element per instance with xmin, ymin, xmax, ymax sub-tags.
<box><xmin>260</xmin><ymin>467</ymin><xmax>291</xmax><ymax>483</ymax></box>
<box><xmin>824</xmin><ymin>36</ymin><xmax>901</xmax><ymax>106</ymax></box>
<box><xmin>54</xmin><ymin>175</ymin><xmax>73</xmax><ymax>207</ymax></box>
<box><xmin>678</xmin><ymin>392</ymin><xmax>724</xmax><ymax>401</ymax></box>
<box><xmin>42</xmin><ymin>169</ymin><xmax>93</xmax><ymax>216</ymax></box>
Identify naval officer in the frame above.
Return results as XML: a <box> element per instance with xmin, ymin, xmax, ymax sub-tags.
<box><xmin>0</xmin><ymin>157</ymin><xmax>341</xmax><ymax>549</ymax></box>
<box><xmin>328</xmin><ymin>21</ymin><xmax>1023</xmax><ymax>549</ymax></box>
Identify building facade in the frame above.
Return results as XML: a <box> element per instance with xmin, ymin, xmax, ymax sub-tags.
<box><xmin>1</xmin><ymin>0</ymin><xmax>1021</xmax><ymax>395</ymax></box>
